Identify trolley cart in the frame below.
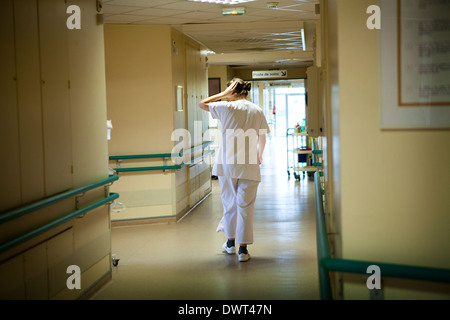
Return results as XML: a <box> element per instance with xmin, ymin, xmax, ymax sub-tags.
<box><xmin>286</xmin><ymin>128</ymin><xmax>321</xmax><ymax>180</ymax></box>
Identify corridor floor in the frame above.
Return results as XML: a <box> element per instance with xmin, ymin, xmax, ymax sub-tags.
<box><xmin>91</xmin><ymin>137</ymin><xmax>319</xmax><ymax>300</ymax></box>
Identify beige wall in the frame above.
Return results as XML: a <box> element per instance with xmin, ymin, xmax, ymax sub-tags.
<box><xmin>0</xmin><ymin>0</ymin><xmax>111</xmax><ymax>299</ymax></box>
<box><xmin>104</xmin><ymin>25</ymin><xmax>174</xmax><ymax>222</ymax></box>
<box><xmin>105</xmin><ymin>24</ymin><xmax>211</xmax><ymax>224</ymax></box>
<box><xmin>208</xmin><ymin>65</ymin><xmax>233</xmax><ymax>91</ymax></box>
<box><xmin>105</xmin><ymin>25</ymin><xmax>174</xmax><ymax>156</ymax></box>
<box><xmin>323</xmin><ymin>0</ymin><xmax>450</xmax><ymax>299</ymax></box>
<box><xmin>172</xmin><ymin>28</ymin><xmax>187</xmax><ymax>132</ymax></box>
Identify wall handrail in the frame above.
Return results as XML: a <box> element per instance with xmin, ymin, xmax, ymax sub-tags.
<box><xmin>109</xmin><ymin>153</ymin><xmax>181</xmax><ymax>161</ymax></box>
<box><xmin>314</xmin><ymin>170</ymin><xmax>333</xmax><ymax>300</ymax></box>
<box><xmin>0</xmin><ymin>193</ymin><xmax>119</xmax><ymax>255</ymax></box>
<box><xmin>181</xmin><ymin>149</ymin><xmax>215</xmax><ymax>167</ymax></box>
<box><xmin>112</xmin><ymin>148</ymin><xmax>215</xmax><ymax>173</ymax></box>
<box><xmin>0</xmin><ymin>175</ymin><xmax>119</xmax><ymax>225</ymax></box>
<box><xmin>113</xmin><ymin>165</ymin><xmax>182</xmax><ymax>173</ymax></box>
<box><xmin>182</xmin><ymin>140</ymin><xmax>214</xmax><ymax>155</ymax></box>
<box><xmin>314</xmin><ymin>171</ymin><xmax>450</xmax><ymax>300</ymax></box>
<box><xmin>320</xmin><ymin>257</ymin><xmax>450</xmax><ymax>284</ymax></box>
<box><xmin>109</xmin><ymin>141</ymin><xmax>214</xmax><ymax>161</ymax></box>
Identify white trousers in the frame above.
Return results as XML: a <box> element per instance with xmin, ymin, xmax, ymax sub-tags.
<box><xmin>216</xmin><ymin>177</ymin><xmax>260</xmax><ymax>245</ymax></box>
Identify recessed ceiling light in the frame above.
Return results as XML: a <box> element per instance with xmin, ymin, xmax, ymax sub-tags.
<box><xmin>187</xmin><ymin>0</ymin><xmax>256</xmax><ymax>4</ymax></box>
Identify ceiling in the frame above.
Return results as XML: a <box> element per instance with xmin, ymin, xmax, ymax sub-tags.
<box><xmin>102</xmin><ymin>0</ymin><xmax>319</xmax><ymax>69</ymax></box>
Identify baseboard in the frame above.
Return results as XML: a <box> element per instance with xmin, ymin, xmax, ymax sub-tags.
<box><xmin>110</xmin><ymin>189</ymin><xmax>212</xmax><ymax>227</ymax></box>
<box><xmin>111</xmin><ymin>216</ymin><xmax>177</xmax><ymax>227</ymax></box>
<box><xmin>78</xmin><ymin>270</ymin><xmax>112</xmax><ymax>300</ymax></box>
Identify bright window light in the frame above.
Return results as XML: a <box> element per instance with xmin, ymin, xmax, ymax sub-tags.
<box><xmin>187</xmin><ymin>0</ymin><xmax>256</xmax><ymax>4</ymax></box>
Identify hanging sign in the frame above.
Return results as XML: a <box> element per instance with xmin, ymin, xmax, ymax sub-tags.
<box><xmin>252</xmin><ymin>70</ymin><xmax>287</xmax><ymax>79</ymax></box>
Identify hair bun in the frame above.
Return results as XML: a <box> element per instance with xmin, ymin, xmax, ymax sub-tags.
<box><xmin>227</xmin><ymin>78</ymin><xmax>251</xmax><ymax>97</ymax></box>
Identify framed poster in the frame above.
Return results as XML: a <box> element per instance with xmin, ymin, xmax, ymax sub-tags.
<box><xmin>380</xmin><ymin>0</ymin><xmax>450</xmax><ymax>129</ymax></box>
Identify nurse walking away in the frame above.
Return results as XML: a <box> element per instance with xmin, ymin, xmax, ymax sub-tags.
<box><xmin>199</xmin><ymin>78</ymin><xmax>270</xmax><ymax>262</ymax></box>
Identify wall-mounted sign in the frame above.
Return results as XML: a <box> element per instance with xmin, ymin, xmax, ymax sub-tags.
<box><xmin>252</xmin><ymin>70</ymin><xmax>287</xmax><ymax>79</ymax></box>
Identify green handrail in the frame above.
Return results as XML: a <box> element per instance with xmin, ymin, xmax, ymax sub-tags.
<box><xmin>109</xmin><ymin>152</ymin><xmax>181</xmax><ymax>160</ymax></box>
<box><xmin>183</xmin><ymin>149</ymin><xmax>215</xmax><ymax>167</ymax></box>
<box><xmin>113</xmin><ymin>165</ymin><xmax>182</xmax><ymax>173</ymax></box>
<box><xmin>109</xmin><ymin>141</ymin><xmax>214</xmax><ymax>161</ymax></box>
<box><xmin>0</xmin><ymin>175</ymin><xmax>119</xmax><ymax>224</ymax></box>
<box><xmin>112</xmin><ymin>149</ymin><xmax>215</xmax><ymax>173</ymax></box>
<box><xmin>314</xmin><ymin>171</ymin><xmax>450</xmax><ymax>300</ymax></box>
<box><xmin>0</xmin><ymin>193</ymin><xmax>119</xmax><ymax>255</ymax></box>
<box><xmin>314</xmin><ymin>171</ymin><xmax>333</xmax><ymax>300</ymax></box>
<box><xmin>320</xmin><ymin>258</ymin><xmax>450</xmax><ymax>284</ymax></box>
<box><xmin>181</xmin><ymin>140</ymin><xmax>214</xmax><ymax>155</ymax></box>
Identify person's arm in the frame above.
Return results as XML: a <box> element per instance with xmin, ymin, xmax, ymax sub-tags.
<box><xmin>199</xmin><ymin>81</ymin><xmax>238</xmax><ymax>111</ymax></box>
<box><xmin>258</xmin><ymin>133</ymin><xmax>267</xmax><ymax>165</ymax></box>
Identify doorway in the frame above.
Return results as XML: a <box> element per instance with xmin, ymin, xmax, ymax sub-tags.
<box><xmin>250</xmin><ymin>80</ymin><xmax>306</xmax><ymax>137</ymax></box>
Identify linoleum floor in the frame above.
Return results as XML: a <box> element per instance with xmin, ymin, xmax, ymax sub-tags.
<box><xmin>91</xmin><ymin>137</ymin><xmax>319</xmax><ymax>300</ymax></box>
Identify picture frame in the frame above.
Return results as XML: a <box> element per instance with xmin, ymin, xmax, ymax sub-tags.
<box><xmin>379</xmin><ymin>0</ymin><xmax>450</xmax><ymax>129</ymax></box>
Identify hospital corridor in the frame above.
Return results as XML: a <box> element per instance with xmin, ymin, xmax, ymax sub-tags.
<box><xmin>92</xmin><ymin>137</ymin><xmax>320</xmax><ymax>300</ymax></box>
<box><xmin>1</xmin><ymin>0</ymin><xmax>450</xmax><ymax>303</ymax></box>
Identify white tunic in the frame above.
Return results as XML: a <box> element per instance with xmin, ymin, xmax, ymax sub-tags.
<box><xmin>209</xmin><ymin>100</ymin><xmax>270</xmax><ymax>182</ymax></box>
